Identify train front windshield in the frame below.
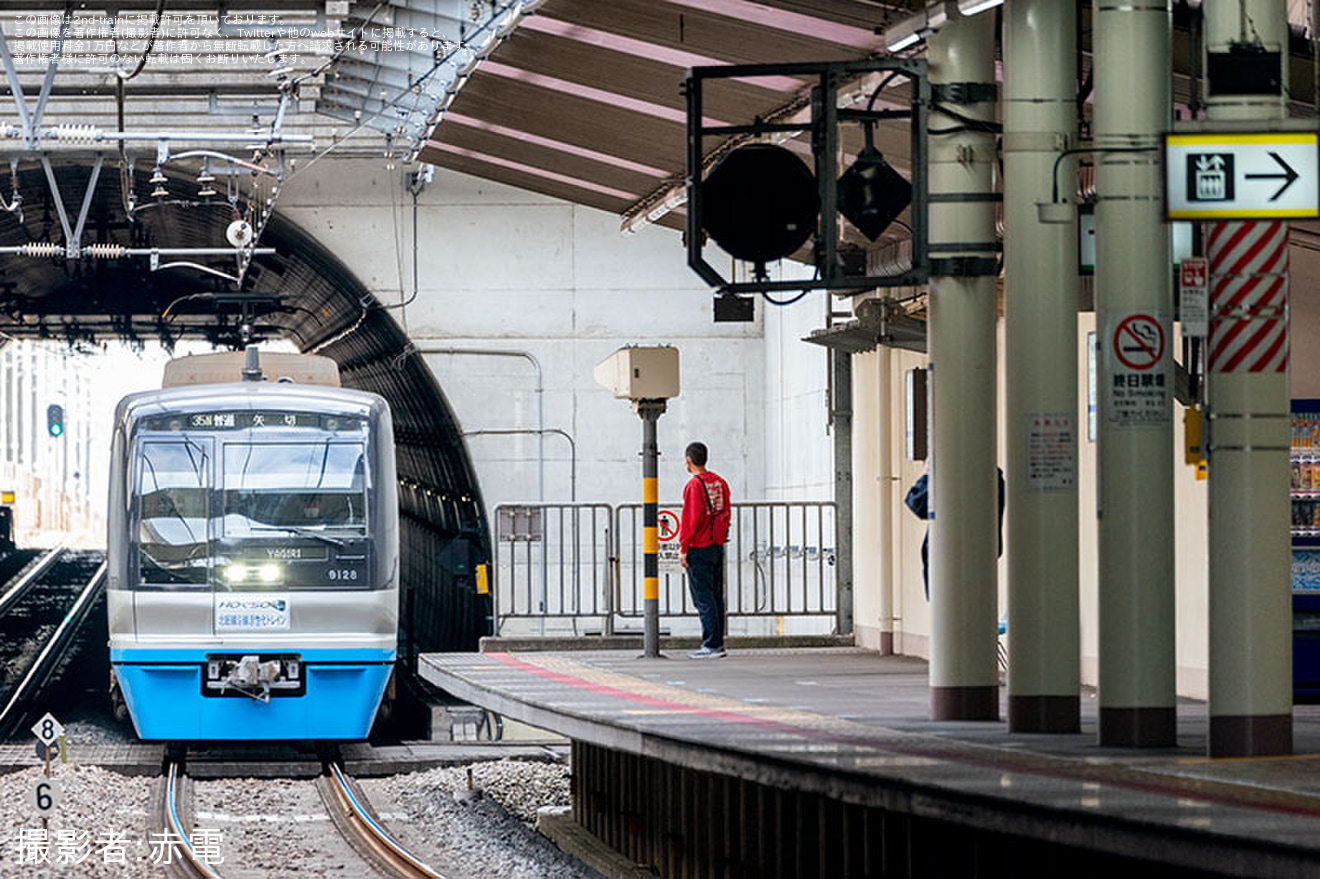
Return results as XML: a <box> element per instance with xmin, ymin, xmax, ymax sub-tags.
<box><xmin>135</xmin><ymin>422</ymin><xmax>373</xmax><ymax>588</ymax></box>
<box><xmin>222</xmin><ymin>443</ymin><xmax>367</xmax><ymax>537</ymax></box>
<box><xmin>139</xmin><ymin>440</ymin><xmax>210</xmax><ymax>584</ymax></box>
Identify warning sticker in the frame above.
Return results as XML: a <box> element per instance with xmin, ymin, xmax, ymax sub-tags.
<box><xmin>657</xmin><ymin>510</ymin><xmax>679</xmax><ymax>541</ymax></box>
<box><xmin>1179</xmin><ymin>257</ymin><xmax>1209</xmax><ymax>338</ymax></box>
<box><xmin>1106</xmin><ymin>311</ymin><xmax>1170</xmax><ymax>427</ymax></box>
<box><xmin>1026</xmin><ymin>414</ymin><xmax>1075</xmax><ymax>491</ymax></box>
<box><xmin>656</xmin><ymin>507</ymin><xmax>683</xmax><ymax>575</ymax></box>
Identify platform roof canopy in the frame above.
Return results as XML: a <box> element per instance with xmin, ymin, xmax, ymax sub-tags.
<box><xmin>0</xmin><ymin>0</ymin><xmax>1317</xmax><ymax>328</ymax></box>
<box><xmin>416</xmin><ymin>0</ymin><xmax>913</xmax><ymax>237</ymax></box>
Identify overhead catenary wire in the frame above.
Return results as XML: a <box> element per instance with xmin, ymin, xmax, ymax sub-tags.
<box><xmin>114</xmin><ymin>1</ymin><xmax>167</xmax><ymax>214</ymax></box>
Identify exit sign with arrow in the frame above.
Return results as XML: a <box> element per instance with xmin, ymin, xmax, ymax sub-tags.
<box><xmin>1165</xmin><ymin>132</ymin><xmax>1318</xmax><ymax>219</ymax></box>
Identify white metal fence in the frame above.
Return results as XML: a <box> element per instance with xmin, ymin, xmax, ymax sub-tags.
<box><xmin>491</xmin><ymin>501</ymin><xmax>839</xmax><ymax>637</ymax></box>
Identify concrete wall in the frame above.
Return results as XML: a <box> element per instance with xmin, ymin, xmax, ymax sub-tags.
<box><xmin>762</xmin><ymin>290</ymin><xmax>837</xmax><ymax>501</ymax></box>
<box><xmin>279</xmin><ymin>161</ymin><xmax>767</xmax><ymax>516</ymax></box>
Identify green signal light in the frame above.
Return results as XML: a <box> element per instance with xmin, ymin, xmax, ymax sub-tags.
<box><xmin>46</xmin><ymin>404</ymin><xmax>64</xmax><ymax>437</ymax></box>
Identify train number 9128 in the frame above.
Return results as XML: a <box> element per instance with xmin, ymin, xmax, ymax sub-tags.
<box><xmin>326</xmin><ymin>569</ymin><xmax>360</xmax><ymax>582</ymax></box>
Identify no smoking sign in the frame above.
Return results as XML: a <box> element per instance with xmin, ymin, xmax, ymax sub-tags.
<box><xmin>1113</xmin><ymin>314</ymin><xmax>1164</xmax><ymax>371</ymax></box>
<box><xmin>1106</xmin><ymin>311</ymin><xmax>1170</xmax><ymax>427</ymax></box>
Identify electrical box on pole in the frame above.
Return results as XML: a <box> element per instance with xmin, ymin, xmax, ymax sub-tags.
<box><xmin>594</xmin><ymin>346</ymin><xmax>680</xmax><ymax>659</ymax></box>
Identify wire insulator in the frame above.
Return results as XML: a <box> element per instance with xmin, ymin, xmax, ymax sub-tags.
<box><xmin>84</xmin><ymin>243</ymin><xmax>126</xmax><ymax>258</ymax></box>
<box><xmin>53</xmin><ymin>124</ymin><xmax>99</xmax><ymax>143</ymax></box>
<box><xmin>18</xmin><ymin>242</ymin><xmax>63</xmax><ymax>258</ymax></box>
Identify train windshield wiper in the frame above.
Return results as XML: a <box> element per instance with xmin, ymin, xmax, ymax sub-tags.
<box><xmin>251</xmin><ymin>526</ymin><xmax>346</xmax><ymax>548</ymax></box>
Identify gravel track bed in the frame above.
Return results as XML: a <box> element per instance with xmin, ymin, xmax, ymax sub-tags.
<box><xmin>0</xmin><ymin>551</ymin><xmax>104</xmax><ymax>705</ymax></box>
<box><xmin>190</xmin><ymin>776</ymin><xmax>380</xmax><ymax>878</ymax></box>
<box><xmin>0</xmin><ymin>763</ymin><xmax>153</xmax><ymax>877</ymax></box>
<box><xmin>360</xmin><ymin>758</ymin><xmax>599</xmax><ymax>879</ymax></box>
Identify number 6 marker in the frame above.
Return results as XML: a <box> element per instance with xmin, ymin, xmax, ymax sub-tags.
<box><xmin>29</xmin><ymin>778</ymin><xmax>61</xmax><ymax>816</ymax></box>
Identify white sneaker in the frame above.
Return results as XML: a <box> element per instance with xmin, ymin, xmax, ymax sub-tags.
<box><xmin>688</xmin><ymin>646</ymin><xmax>727</xmax><ymax>659</ymax></box>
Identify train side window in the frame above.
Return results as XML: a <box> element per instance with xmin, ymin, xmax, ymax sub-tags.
<box><xmin>137</xmin><ymin>441</ymin><xmax>210</xmax><ymax>585</ymax></box>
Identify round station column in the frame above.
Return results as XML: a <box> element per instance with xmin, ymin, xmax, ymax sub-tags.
<box><xmin>926</xmin><ymin>10</ymin><xmax>1000</xmax><ymax>721</ymax></box>
<box><xmin>1003</xmin><ymin>0</ymin><xmax>1081</xmax><ymax>732</ymax></box>
<box><xmin>1204</xmin><ymin>0</ymin><xmax>1293</xmax><ymax>757</ymax></box>
<box><xmin>1094</xmin><ymin>0</ymin><xmax>1176</xmax><ymax>747</ymax></box>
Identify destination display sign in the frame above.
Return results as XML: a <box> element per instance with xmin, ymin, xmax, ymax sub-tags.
<box><xmin>144</xmin><ymin>412</ymin><xmax>363</xmax><ymax>432</ymax></box>
<box><xmin>1166</xmin><ymin>132</ymin><xmax>1319</xmax><ymax>219</ymax></box>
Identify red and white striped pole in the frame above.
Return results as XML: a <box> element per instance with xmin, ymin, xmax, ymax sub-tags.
<box><xmin>1207</xmin><ymin>221</ymin><xmax>1288</xmax><ymax>375</ymax></box>
<box><xmin>1203</xmin><ymin>0</ymin><xmax>1293</xmax><ymax>758</ymax></box>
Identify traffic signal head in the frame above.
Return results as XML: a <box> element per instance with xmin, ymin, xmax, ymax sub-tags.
<box><xmin>46</xmin><ymin>404</ymin><xmax>64</xmax><ymax>438</ymax></box>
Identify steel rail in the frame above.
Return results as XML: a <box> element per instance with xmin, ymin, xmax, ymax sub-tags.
<box><xmin>161</xmin><ymin>761</ymin><xmax>224</xmax><ymax>879</ymax></box>
<box><xmin>0</xmin><ymin>545</ymin><xmax>65</xmax><ymax>618</ymax></box>
<box><xmin>0</xmin><ymin>559</ymin><xmax>104</xmax><ymax>735</ymax></box>
<box><xmin>321</xmin><ymin>762</ymin><xmax>445</xmax><ymax>879</ymax></box>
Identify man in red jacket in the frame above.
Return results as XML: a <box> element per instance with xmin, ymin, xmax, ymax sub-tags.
<box><xmin>678</xmin><ymin>441</ymin><xmax>731</xmax><ymax>659</ymax></box>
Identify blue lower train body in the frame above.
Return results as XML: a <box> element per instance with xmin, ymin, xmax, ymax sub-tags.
<box><xmin>112</xmin><ymin>647</ymin><xmax>394</xmax><ymax>740</ymax></box>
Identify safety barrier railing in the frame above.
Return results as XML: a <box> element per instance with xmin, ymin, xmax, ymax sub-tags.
<box><xmin>490</xmin><ymin>501</ymin><xmax>838</xmax><ymax>636</ymax></box>
<box><xmin>615</xmin><ymin>501</ymin><xmax>837</xmax><ymax>621</ymax></box>
<box><xmin>491</xmin><ymin>503</ymin><xmax>614</xmax><ymax>635</ymax></box>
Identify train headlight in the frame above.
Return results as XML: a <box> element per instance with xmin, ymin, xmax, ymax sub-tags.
<box><xmin>224</xmin><ymin>563</ymin><xmax>249</xmax><ymax>583</ymax></box>
<box><xmin>258</xmin><ymin>564</ymin><xmax>281</xmax><ymax>583</ymax></box>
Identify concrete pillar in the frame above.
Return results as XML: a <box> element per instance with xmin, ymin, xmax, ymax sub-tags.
<box><xmin>1204</xmin><ymin>0</ymin><xmax>1293</xmax><ymax>757</ymax></box>
<box><xmin>1094</xmin><ymin>0</ymin><xmax>1176</xmax><ymax>746</ymax></box>
<box><xmin>1003</xmin><ymin>0</ymin><xmax>1081</xmax><ymax>732</ymax></box>
<box><xmin>926</xmin><ymin>11</ymin><xmax>1000</xmax><ymax>720</ymax></box>
<box><xmin>851</xmin><ymin>347</ymin><xmax>894</xmax><ymax>652</ymax></box>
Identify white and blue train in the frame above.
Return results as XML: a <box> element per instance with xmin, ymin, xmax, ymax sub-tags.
<box><xmin>106</xmin><ymin>348</ymin><xmax>399</xmax><ymax>740</ymax></box>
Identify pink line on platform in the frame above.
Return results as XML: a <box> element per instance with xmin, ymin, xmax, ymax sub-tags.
<box><xmin>483</xmin><ymin>651</ymin><xmax>1320</xmax><ymax>819</ymax></box>
<box><xmin>488</xmin><ymin>650</ymin><xmax>806</xmax><ymax>736</ymax></box>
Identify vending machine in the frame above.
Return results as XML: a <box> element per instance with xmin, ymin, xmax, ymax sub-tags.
<box><xmin>1291</xmin><ymin>400</ymin><xmax>1320</xmax><ymax>697</ymax></box>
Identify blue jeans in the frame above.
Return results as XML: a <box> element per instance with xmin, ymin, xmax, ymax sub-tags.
<box><xmin>686</xmin><ymin>544</ymin><xmax>725</xmax><ymax>650</ymax></box>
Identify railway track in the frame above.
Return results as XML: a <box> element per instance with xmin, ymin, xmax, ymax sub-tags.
<box><xmin>162</xmin><ymin>758</ymin><xmax>445</xmax><ymax>878</ymax></box>
<box><xmin>0</xmin><ymin>546</ymin><xmax>43</xmax><ymax>592</ymax></box>
<box><xmin>0</xmin><ymin>545</ymin><xmax>65</xmax><ymax>617</ymax></box>
<box><xmin>319</xmin><ymin>761</ymin><xmax>446</xmax><ymax>879</ymax></box>
<box><xmin>156</xmin><ymin>761</ymin><xmax>224</xmax><ymax>879</ymax></box>
<box><xmin>0</xmin><ymin>547</ymin><xmax>106</xmax><ymax>737</ymax></box>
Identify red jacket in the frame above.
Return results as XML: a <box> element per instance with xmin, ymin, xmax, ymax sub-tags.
<box><xmin>679</xmin><ymin>471</ymin><xmax>731</xmax><ymax>552</ymax></box>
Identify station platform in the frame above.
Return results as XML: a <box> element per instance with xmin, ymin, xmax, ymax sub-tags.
<box><xmin>420</xmin><ymin>646</ymin><xmax>1320</xmax><ymax>878</ymax></box>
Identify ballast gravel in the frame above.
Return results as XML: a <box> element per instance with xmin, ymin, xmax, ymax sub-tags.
<box><xmin>360</xmin><ymin>758</ymin><xmax>601</xmax><ymax>879</ymax></box>
<box><xmin>0</xmin><ymin>757</ymin><xmax>593</xmax><ymax>878</ymax></box>
<box><xmin>190</xmin><ymin>776</ymin><xmax>381</xmax><ymax>878</ymax></box>
<box><xmin>0</xmin><ymin>763</ymin><xmax>153</xmax><ymax>878</ymax></box>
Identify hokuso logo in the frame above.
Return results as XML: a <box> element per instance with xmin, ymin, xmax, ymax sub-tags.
<box><xmin>218</xmin><ymin>598</ymin><xmax>287</xmax><ymax>612</ymax></box>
